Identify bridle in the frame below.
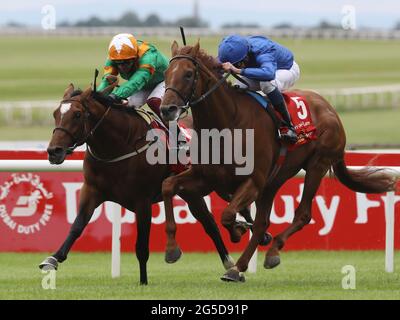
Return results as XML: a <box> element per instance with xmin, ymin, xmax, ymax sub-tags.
<box><xmin>53</xmin><ymin>97</ymin><xmax>111</xmax><ymax>154</ymax></box>
<box><xmin>164</xmin><ymin>54</ymin><xmax>231</xmax><ymax>114</ymax></box>
<box><xmin>52</xmin><ymin>95</ymin><xmax>157</xmax><ymax>162</ymax></box>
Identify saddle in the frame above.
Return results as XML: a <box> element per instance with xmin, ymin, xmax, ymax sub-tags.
<box><xmin>135</xmin><ymin>105</ymin><xmax>191</xmax><ymax>174</ymax></box>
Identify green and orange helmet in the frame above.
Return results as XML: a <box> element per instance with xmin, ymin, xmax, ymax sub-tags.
<box><xmin>108</xmin><ymin>33</ymin><xmax>138</xmax><ymax>61</ymax></box>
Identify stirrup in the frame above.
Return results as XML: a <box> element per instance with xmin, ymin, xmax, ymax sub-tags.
<box><xmin>170</xmin><ymin>141</ymin><xmax>189</xmax><ymax>152</ymax></box>
<box><xmin>280</xmin><ymin>128</ymin><xmax>298</xmax><ymax>144</ymax></box>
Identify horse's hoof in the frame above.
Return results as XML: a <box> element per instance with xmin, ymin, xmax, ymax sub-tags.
<box><xmin>165</xmin><ymin>247</ymin><xmax>182</xmax><ymax>263</ymax></box>
<box><xmin>259</xmin><ymin>232</ymin><xmax>273</xmax><ymax>246</ymax></box>
<box><xmin>39</xmin><ymin>256</ymin><xmax>58</xmax><ymax>271</ymax></box>
<box><xmin>229</xmin><ymin>229</ymin><xmax>242</xmax><ymax>243</ymax></box>
<box><xmin>229</xmin><ymin>223</ymin><xmax>248</xmax><ymax>243</ymax></box>
<box><xmin>223</xmin><ymin>255</ymin><xmax>235</xmax><ymax>270</ymax></box>
<box><xmin>264</xmin><ymin>255</ymin><xmax>281</xmax><ymax>269</ymax></box>
<box><xmin>221</xmin><ymin>268</ymin><xmax>245</xmax><ymax>283</ymax></box>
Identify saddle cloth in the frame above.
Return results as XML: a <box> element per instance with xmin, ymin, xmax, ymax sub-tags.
<box><xmin>136</xmin><ymin>105</ymin><xmax>191</xmax><ymax>174</ymax></box>
<box><xmin>246</xmin><ymin>91</ymin><xmax>317</xmax><ymax>150</ymax></box>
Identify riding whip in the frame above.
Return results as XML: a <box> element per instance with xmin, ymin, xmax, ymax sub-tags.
<box><xmin>180</xmin><ymin>26</ymin><xmax>187</xmax><ymax>45</ymax></box>
<box><xmin>93</xmin><ymin>68</ymin><xmax>99</xmax><ymax>92</ymax></box>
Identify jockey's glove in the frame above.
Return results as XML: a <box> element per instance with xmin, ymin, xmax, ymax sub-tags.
<box><xmin>107</xmin><ymin>93</ymin><xmax>122</xmax><ymax>104</ymax></box>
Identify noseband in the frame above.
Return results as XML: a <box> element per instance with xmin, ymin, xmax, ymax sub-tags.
<box><xmin>165</xmin><ymin>55</ymin><xmax>230</xmax><ymax>111</ymax></box>
<box><xmin>53</xmin><ymin>98</ymin><xmax>111</xmax><ymax>153</ymax></box>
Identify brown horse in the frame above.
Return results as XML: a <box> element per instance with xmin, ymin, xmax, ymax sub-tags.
<box><xmin>160</xmin><ymin>41</ymin><xmax>398</xmax><ymax>282</ymax></box>
<box><xmin>38</xmin><ymin>83</ymin><xmax>258</xmax><ymax>284</ymax></box>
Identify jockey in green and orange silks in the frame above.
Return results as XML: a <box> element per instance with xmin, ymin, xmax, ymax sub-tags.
<box><xmin>97</xmin><ymin>33</ymin><xmax>169</xmax><ymax>117</ymax></box>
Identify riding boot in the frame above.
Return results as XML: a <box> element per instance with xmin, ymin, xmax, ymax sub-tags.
<box><xmin>274</xmin><ymin>101</ymin><xmax>298</xmax><ymax>144</ymax></box>
<box><xmin>266</xmin><ymin>88</ymin><xmax>298</xmax><ymax>144</ymax></box>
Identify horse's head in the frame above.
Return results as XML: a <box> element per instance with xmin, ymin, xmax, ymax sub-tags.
<box><xmin>160</xmin><ymin>41</ymin><xmax>222</xmax><ymax>122</ymax></box>
<box><xmin>47</xmin><ymin>76</ymin><xmax>119</xmax><ymax>164</ymax></box>
<box><xmin>47</xmin><ymin>84</ymin><xmax>94</xmax><ymax>164</ymax></box>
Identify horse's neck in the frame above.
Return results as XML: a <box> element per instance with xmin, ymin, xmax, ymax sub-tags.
<box><xmin>192</xmin><ymin>81</ymin><xmax>237</xmax><ymax>131</ymax></box>
<box><xmin>87</xmin><ymin>108</ymin><xmax>145</xmax><ymax>158</ymax></box>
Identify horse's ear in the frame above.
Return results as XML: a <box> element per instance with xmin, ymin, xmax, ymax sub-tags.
<box><xmin>191</xmin><ymin>40</ymin><xmax>200</xmax><ymax>57</ymax></box>
<box><xmin>171</xmin><ymin>40</ymin><xmax>179</xmax><ymax>57</ymax></box>
<box><xmin>63</xmin><ymin>83</ymin><xmax>74</xmax><ymax>99</ymax></box>
<box><xmin>81</xmin><ymin>86</ymin><xmax>92</xmax><ymax>100</ymax></box>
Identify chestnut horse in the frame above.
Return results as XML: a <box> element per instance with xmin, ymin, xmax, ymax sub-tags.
<box><xmin>160</xmin><ymin>41</ymin><xmax>398</xmax><ymax>282</ymax></box>
<box><xmin>38</xmin><ymin>83</ymin><xmax>259</xmax><ymax>284</ymax></box>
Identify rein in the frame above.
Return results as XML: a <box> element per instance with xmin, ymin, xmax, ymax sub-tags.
<box><xmin>165</xmin><ymin>55</ymin><xmax>231</xmax><ymax>113</ymax></box>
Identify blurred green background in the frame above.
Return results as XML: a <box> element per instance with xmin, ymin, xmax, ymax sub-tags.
<box><xmin>0</xmin><ymin>36</ymin><xmax>399</xmax><ymax>144</ymax></box>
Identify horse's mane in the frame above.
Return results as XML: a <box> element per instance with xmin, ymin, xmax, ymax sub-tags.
<box><xmin>177</xmin><ymin>45</ymin><xmax>224</xmax><ymax>79</ymax></box>
<box><xmin>71</xmin><ymin>89</ymin><xmax>83</xmax><ymax>97</ymax></box>
<box><xmin>66</xmin><ymin>88</ymin><xmax>136</xmax><ymax>115</ymax></box>
<box><xmin>177</xmin><ymin>45</ymin><xmax>236</xmax><ymax>90</ymax></box>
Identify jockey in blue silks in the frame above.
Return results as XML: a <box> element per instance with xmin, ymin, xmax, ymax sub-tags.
<box><xmin>218</xmin><ymin>35</ymin><xmax>300</xmax><ymax>143</ymax></box>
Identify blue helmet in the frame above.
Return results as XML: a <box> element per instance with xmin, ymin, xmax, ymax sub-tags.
<box><xmin>218</xmin><ymin>35</ymin><xmax>249</xmax><ymax>64</ymax></box>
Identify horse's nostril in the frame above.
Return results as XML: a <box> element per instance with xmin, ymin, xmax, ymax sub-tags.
<box><xmin>47</xmin><ymin>147</ymin><xmax>64</xmax><ymax>156</ymax></box>
<box><xmin>168</xmin><ymin>105</ymin><xmax>178</xmax><ymax>113</ymax></box>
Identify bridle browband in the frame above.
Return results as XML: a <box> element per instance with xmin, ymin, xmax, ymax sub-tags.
<box><xmin>164</xmin><ymin>54</ymin><xmax>231</xmax><ymax>113</ymax></box>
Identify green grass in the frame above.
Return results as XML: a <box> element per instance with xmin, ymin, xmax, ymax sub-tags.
<box><xmin>0</xmin><ymin>126</ymin><xmax>53</xmax><ymax>141</ymax></box>
<box><xmin>1</xmin><ymin>251</ymin><xmax>400</xmax><ymax>300</ymax></box>
<box><xmin>338</xmin><ymin>109</ymin><xmax>400</xmax><ymax>144</ymax></box>
<box><xmin>0</xmin><ymin>36</ymin><xmax>399</xmax><ymax>144</ymax></box>
<box><xmin>0</xmin><ymin>36</ymin><xmax>399</xmax><ymax>100</ymax></box>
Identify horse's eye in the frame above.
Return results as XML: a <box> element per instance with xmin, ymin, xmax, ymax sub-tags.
<box><xmin>74</xmin><ymin>111</ymin><xmax>81</xmax><ymax>119</ymax></box>
<box><xmin>185</xmin><ymin>71</ymin><xmax>193</xmax><ymax>79</ymax></box>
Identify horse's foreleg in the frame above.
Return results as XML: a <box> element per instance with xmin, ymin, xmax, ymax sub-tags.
<box><xmin>220</xmin><ymin>178</ymin><xmax>260</xmax><ymax>245</ymax></box>
<box><xmin>39</xmin><ymin>183</ymin><xmax>103</xmax><ymax>270</ymax></box>
<box><xmin>135</xmin><ymin>201</ymin><xmax>152</xmax><ymax>285</ymax></box>
<box><xmin>265</xmin><ymin>159</ymin><xmax>330</xmax><ymax>269</ymax></box>
<box><xmin>162</xmin><ymin>168</ymin><xmax>207</xmax><ymax>263</ymax></box>
<box><xmin>237</xmin><ymin>207</ymin><xmax>272</xmax><ymax>246</ymax></box>
<box><xmin>180</xmin><ymin>192</ymin><xmax>234</xmax><ymax>270</ymax></box>
<box><xmin>221</xmin><ymin>189</ymin><xmax>272</xmax><ymax>282</ymax></box>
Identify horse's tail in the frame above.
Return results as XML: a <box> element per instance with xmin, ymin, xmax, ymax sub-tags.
<box><xmin>332</xmin><ymin>159</ymin><xmax>398</xmax><ymax>194</ymax></box>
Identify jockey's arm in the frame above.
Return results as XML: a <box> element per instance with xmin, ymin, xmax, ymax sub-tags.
<box><xmin>241</xmin><ymin>53</ymin><xmax>277</xmax><ymax>82</ymax></box>
<box><xmin>97</xmin><ymin>62</ymin><xmax>118</xmax><ymax>92</ymax></box>
<box><xmin>112</xmin><ymin>66</ymin><xmax>153</xmax><ymax>99</ymax></box>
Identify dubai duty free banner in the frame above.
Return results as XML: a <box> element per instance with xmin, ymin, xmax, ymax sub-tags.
<box><xmin>1</xmin><ymin>171</ymin><xmax>399</xmax><ymax>252</ymax></box>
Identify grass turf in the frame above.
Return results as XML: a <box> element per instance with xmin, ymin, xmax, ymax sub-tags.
<box><xmin>0</xmin><ymin>251</ymin><xmax>399</xmax><ymax>300</ymax></box>
<box><xmin>1</xmin><ymin>36</ymin><xmax>399</xmax><ymax>100</ymax></box>
<box><xmin>0</xmin><ymin>36</ymin><xmax>399</xmax><ymax>144</ymax></box>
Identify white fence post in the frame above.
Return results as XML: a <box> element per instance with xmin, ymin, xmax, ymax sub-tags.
<box><xmin>384</xmin><ymin>192</ymin><xmax>396</xmax><ymax>273</ymax></box>
<box><xmin>110</xmin><ymin>202</ymin><xmax>121</xmax><ymax>278</ymax></box>
<box><xmin>247</xmin><ymin>203</ymin><xmax>258</xmax><ymax>273</ymax></box>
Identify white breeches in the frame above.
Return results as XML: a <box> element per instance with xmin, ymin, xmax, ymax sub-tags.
<box><xmin>234</xmin><ymin>61</ymin><xmax>300</xmax><ymax>94</ymax></box>
<box><xmin>127</xmin><ymin>81</ymin><xmax>165</xmax><ymax>108</ymax></box>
